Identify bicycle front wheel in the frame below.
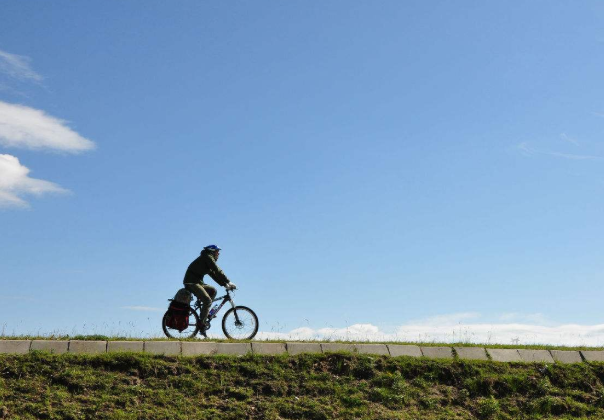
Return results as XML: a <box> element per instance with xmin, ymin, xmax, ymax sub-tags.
<box><xmin>222</xmin><ymin>306</ymin><xmax>258</xmax><ymax>340</ymax></box>
<box><xmin>162</xmin><ymin>307</ymin><xmax>200</xmax><ymax>339</ymax></box>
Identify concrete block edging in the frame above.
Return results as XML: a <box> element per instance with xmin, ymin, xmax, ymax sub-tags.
<box><xmin>31</xmin><ymin>340</ymin><xmax>68</xmax><ymax>354</ymax></box>
<box><xmin>517</xmin><ymin>349</ymin><xmax>555</xmax><ymax>363</ymax></box>
<box><xmin>0</xmin><ymin>340</ymin><xmax>31</xmax><ymax>354</ymax></box>
<box><xmin>420</xmin><ymin>346</ymin><xmax>454</xmax><ymax>359</ymax></box>
<box><xmin>251</xmin><ymin>342</ymin><xmax>287</xmax><ymax>355</ymax></box>
<box><xmin>580</xmin><ymin>351</ymin><xmax>604</xmax><ymax>362</ymax></box>
<box><xmin>454</xmin><ymin>347</ymin><xmax>488</xmax><ymax>361</ymax></box>
<box><xmin>107</xmin><ymin>341</ymin><xmax>144</xmax><ymax>353</ymax></box>
<box><xmin>215</xmin><ymin>342</ymin><xmax>252</xmax><ymax>355</ymax></box>
<box><xmin>286</xmin><ymin>342</ymin><xmax>322</xmax><ymax>355</ymax></box>
<box><xmin>387</xmin><ymin>344</ymin><xmax>422</xmax><ymax>358</ymax></box>
<box><xmin>355</xmin><ymin>344</ymin><xmax>390</xmax><ymax>356</ymax></box>
<box><xmin>68</xmin><ymin>340</ymin><xmax>107</xmax><ymax>354</ymax></box>
<box><xmin>486</xmin><ymin>348</ymin><xmax>522</xmax><ymax>362</ymax></box>
<box><xmin>182</xmin><ymin>342</ymin><xmax>218</xmax><ymax>356</ymax></box>
<box><xmin>144</xmin><ymin>341</ymin><xmax>182</xmax><ymax>355</ymax></box>
<box><xmin>549</xmin><ymin>350</ymin><xmax>583</xmax><ymax>364</ymax></box>
<box><xmin>2</xmin><ymin>340</ymin><xmax>603</xmax><ymax>364</ymax></box>
<box><xmin>321</xmin><ymin>343</ymin><xmax>356</xmax><ymax>353</ymax></box>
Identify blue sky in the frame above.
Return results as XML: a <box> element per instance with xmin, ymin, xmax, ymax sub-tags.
<box><xmin>1</xmin><ymin>1</ymin><xmax>603</xmax><ymax>344</ymax></box>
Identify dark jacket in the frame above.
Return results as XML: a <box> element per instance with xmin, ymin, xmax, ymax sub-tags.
<box><xmin>183</xmin><ymin>251</ymin><xmax>230</xmax><ymax>287</ymax></box>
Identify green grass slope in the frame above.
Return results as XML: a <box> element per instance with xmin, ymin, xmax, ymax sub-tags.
<box><xmin>1</xmin><ymin>352</ymin><xmax>604</xmax><ymax>420</ymax></box>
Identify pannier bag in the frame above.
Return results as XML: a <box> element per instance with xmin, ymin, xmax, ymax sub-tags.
<box><xmin>173</xmin><ymin>288</ymin><xmax>193</xmax><ymax>305</ymax></box>
<box><xmin>166</xmin><ymin>301</ymin><xmax>190</xmax><ymax>332</ymax></box>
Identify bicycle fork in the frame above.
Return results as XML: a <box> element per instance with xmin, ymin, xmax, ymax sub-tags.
<box><xmin>228</xmin><ymin>299</ymin><xmax>244</xmax><ymax>326</ymax></box>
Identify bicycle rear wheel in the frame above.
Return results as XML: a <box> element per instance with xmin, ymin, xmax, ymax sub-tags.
<box><xmin>162</xmin><ymin>307</ymin><xmax>200</xmax><ymax>339</ymax></box>
<box><xmin>222</xmin><ymin>306</ymin><xmax>258</xmax><ymax>340</ymax></box>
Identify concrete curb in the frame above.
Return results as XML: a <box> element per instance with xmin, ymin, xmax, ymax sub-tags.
<box><xmin>0</xmin><ymin>340</ymin><xmax>31</xmax><ymax>354</ymax></box>
<box><xmin>321</xmin><ymin>343</ymin><xmax>356</xmax><ymax>353</ymax></box>
<box><xmin>286</xmin><ymin>342</ymin><xmax>322</xmax><ymax>355</ymax></box>
<box><xmin>517</xmin><ymin>349</ymin><xmax>555</xmax><ymax>363</ymax></box>
<box><xmin>581</xmin><ymin>351</ymin><xmax>604</xmax><ymax>362</ymax></box>
<box><xmin>252</xmin><ymin>342</ymin><xmax>287</xmax><ymax>355</ymax></box>
<box><xmin>182</xmin><ymin>342</ymin><xmax>218</xmax><ymax>356</ymax></box>
<box><xmin>486</xmin><ymin>349</ymin><xmax>522</xmax><ymax>362</ymax></box>
<box><xmin>107</xmin><ymin>341</ymin><xmax>144</xmax><ymax>353</ymax></box>
<box><xmin>387</xmin><ymin>345</ymin><xmax>422</xmax><ymax>357</ymax></box>
<box><xmin>31</xmin><ymin>340</ymin><xmax>68</xmax><ymax>354</ymax></box>
<box><xmin>355</xmin><ymin>344</ymin><xmax>390</xmax><ymax>356</ymax></box>
<box><xmin>1</xmin><ymin>340</ymin><xmax>603</xmax><ymax>364</ymax></box>
<box><xmin>215</xmin><ymin>343</ymin><xmax>251</xmax><ymax>355</ymax></box>
<box><xmin>454</xmin><ymin>347</ymin><xmax>488</xmax><ymax>361</ymax></box>
<box><xmin>69</xmin><ymin>340</ymin><xmax>107</xmax><ymax>354</ymax></box>
<box><xmin>144</xmin><ymin>341</ymin><xmax>181</xmax><ymax>355</ymax></box>
<box><xmin>550</xmin><ymin>350</ymin><xmax>583</xmax><ymax>364</ymax></box>
<box><xmin>421</xmin><ymin>346</ymin><xmax>453</xmax><ymax>359</ymax></box>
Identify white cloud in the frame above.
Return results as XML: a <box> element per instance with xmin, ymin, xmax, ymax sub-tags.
<box><xmin>255</xmin><ymin>313</ymin><xmax>604</xmax><ymax>347</ymax></box>
<box><xmin>0</xmin><ymin>50</ymin><xmax>42</xmax><ymax>82</ymax></box>
<box><xmin>0</xmin><ymin>154</ymin><xmax>68</xmax><ymax>208</ymax></box>
<box><xmin>0</xmin><ymin>101</ymin><xmax>95</xmax><ymax>153</ymax></box>
<box><xmin>0</xmin><ymin>50</ymin><xmax>95</xmax><ymax>209</ymax></box>
<box><xmin>122</xmin><ymin>306</ymin><xmax>163</xmax><ymax>312</ymax></box>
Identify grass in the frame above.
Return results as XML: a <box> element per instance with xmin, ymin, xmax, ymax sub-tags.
<box><xmin>2</xmin><ymin>352</ymin><xmax>604</xmax><ymax>419</ymax></box>
<box><xmin>1</xmin><ymin>334</ymin><xmax>603</xmax><ymax>351</ymax></box>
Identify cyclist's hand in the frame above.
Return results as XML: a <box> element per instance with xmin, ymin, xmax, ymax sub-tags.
<box><xmin>226</xmin><ymin>282</ymin><xmax>237</xmax><ymax>290</ymax></box>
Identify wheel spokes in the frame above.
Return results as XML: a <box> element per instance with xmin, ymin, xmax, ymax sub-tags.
<box><xmin>224</xmin><ymin>309</ymin><xmax>256</xmax><ymax>339</ymax></box>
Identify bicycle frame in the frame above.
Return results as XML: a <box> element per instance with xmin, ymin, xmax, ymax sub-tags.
<box><xmin>206</xmin><ymin>290</ymin><xmax>238</xmax><ymax>322</ymax></box>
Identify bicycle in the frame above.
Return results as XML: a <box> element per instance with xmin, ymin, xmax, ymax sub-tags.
<box><xmin>162</xmin><ymin>287</ymin><xmax>258</xmax><ymax>340</ymax></box>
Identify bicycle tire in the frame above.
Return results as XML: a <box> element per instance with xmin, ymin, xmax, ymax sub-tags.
<box><xmin>162</xmin><ymin>307</ymin><xmax>200</xmax><ymax>339</ymax></box>
<box><xmin>221</xmin><ymin>306</ymin><xmax>258</xmax><ymax>340</ymax></box>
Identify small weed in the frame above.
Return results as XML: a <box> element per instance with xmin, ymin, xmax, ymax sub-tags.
<box><xmin>477</xmin><ymin>396</ymin><xmax>500</xmax><ymax>419</ymax></box>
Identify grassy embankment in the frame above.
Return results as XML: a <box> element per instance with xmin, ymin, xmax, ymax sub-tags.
<box><xmin>2</xmin><ymin>351</ymin><xmax>604</xmax><ymax>419</ymax></box>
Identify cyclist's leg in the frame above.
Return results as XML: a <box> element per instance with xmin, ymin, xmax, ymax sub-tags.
<box><xmin>202</xmin><ymin>284</ymin><xmax>217</xmax><ymax>302</ymax></box>
<box><xmin>184</xmin><ymin>283</ymin><xmax>212</xmax><ymax>323</ymax></box>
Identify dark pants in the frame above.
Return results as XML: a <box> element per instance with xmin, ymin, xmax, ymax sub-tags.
<box><xmin>184</xmin><ymin>283</ymin><xmax>217</xmax><ymax>324</ymax></box>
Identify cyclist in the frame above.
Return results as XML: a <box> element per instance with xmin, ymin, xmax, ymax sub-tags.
<box><xmin>183</xmin><ymin>245</ymin><xmax>236</xmax><ymax>337</ymax></box>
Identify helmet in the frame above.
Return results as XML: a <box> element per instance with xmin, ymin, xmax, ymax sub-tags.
<box><xmin>203</xmin><ymin>244</ymin><xmax>221</xmax><ymax>252</ymax></box>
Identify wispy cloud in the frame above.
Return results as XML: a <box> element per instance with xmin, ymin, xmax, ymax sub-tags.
<box><xmin>405</xmin><ymin>312</ymin><xmax>481</xmax><ymax>326</ymax></box>
<box><xmin>560</xmin><ymin>133</ymin><xmax>579</xmax><ymax>146</ymax></box>
<box><xmin>516</xmin><ymin>142</ymin><xmax>602</xmax><ymax>161</ymax></box>
<box><xmin>122</xmin><ymin>306</ymin><xmax>163</xmax><ymax>312</ymax></box>
<box><xmin>516</xmin><ymin>142</ymin><xmax>535</xmax><ymax>156</ymax></box>
<box><xmin>0</xmin><ymin>295</ymin><xmax>38</xmax><ymax>302</ymax></box>
<box><xmin>0</xmin><ymin>50</ymin><xmax>42</xmax><ymax>82</ymax></box>
<box><xmin>0</xmin><ymin>101</ymin><xmax>95</xmax><ymax>153</ymax></box>
<box><xmin>498</xmin><ymin>312</ymin><xmax>549</xmax><ymax>324</ymax></box>
<box><xmin>547</xmin><ymin>151</ymin><xmax>602</xmax><ymax>161</ymax></box>
<box><xmin>255</xmin><ymin>313</ymin><xmax>604</xmax><ymax>346</ymax></box>
<box><xmin>0</xmin><ymin>154</ymin><xmax>68</xmax><ymax>208</ymax></box>
<box><xmin>592</xmin><ymin>111</ymin><xmax>604</xmax><ymax>118</ymax></box>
